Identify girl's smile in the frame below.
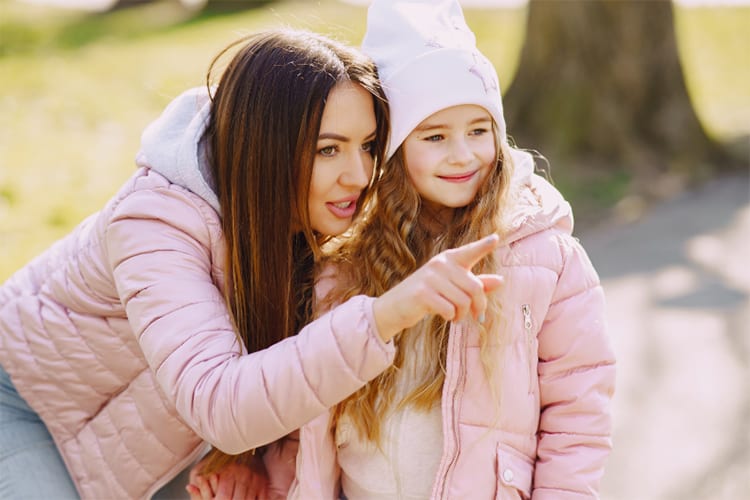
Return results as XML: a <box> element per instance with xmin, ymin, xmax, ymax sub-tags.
<box><xmin>402</xmin><ymin>104</ymin><xmax>496</xmax><ymax>217</ymax></box>
<box><xmin>437</xmin><ymin>170</ymin><xmax>479</xmax><ymax>183</ymax></box>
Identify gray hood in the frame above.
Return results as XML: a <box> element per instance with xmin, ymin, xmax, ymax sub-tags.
<box><xmin>135</xmin><ymin>86</ymin><xmax>220</xmax><ymax>213</ymax></box>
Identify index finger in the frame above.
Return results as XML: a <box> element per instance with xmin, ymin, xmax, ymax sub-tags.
<box><xmin>446</xmin><ymin>234</ymin><xmax>500</xmax><ymax>269</ymax></box>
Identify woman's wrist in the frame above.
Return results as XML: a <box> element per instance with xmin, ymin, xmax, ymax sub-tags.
<box><xmin>372</xmin><ymin>293</ymin><xmax>406</xmax><ymax>343</ymax></box>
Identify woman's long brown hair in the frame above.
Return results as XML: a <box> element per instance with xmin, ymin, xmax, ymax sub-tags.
<box><xmin>199</xmin><ymin>29</ymin><xmax>388</xmax><ymax>473</ymax></box>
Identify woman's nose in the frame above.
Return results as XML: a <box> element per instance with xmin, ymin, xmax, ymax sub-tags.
<box><xmin>341</xmin><ymin>152</ymin><xmax>372</xmax><ymax>188</ymax></box>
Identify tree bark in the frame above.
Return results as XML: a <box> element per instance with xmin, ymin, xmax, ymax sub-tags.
<box><xmin>503</xmin><ymin>0</ymin><xmax>733</xmax><ymax>200</ymax></box>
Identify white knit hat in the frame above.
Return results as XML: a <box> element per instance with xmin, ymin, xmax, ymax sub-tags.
<box><xmin>362</xmin><ymin>0</ymin><xmax>506</xmax><ymax>160</ymax></box>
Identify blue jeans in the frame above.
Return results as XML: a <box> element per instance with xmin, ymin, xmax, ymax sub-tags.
<box><xmin>0</xmin><ymin>364</ymin><xmax>192</xmax><ymax>499</ymax></box>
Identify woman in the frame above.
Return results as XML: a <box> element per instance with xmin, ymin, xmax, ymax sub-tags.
<box><xmin>0</xmin><ymin>29</ymin><xmax>392</xmax><ymax>499</ymax></box>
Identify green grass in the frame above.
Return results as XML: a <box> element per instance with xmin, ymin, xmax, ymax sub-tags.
<box><xmin>0</xmin><ymin>0</ymin><xmax>747</xmax><ymax>281</ymax></box>
<box><xmin>675</xmin><ymin>6</ymin><xmax>750</xmax><ymax>140</ymax></box>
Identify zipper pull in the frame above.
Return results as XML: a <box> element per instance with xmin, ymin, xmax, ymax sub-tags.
<box><xmin>522</xmin><ymin>304</ymin><xmax>534</xmax><ymax>394</ymax></box>
<box><xmin>522</xmin><ymin>304</ymin><xmax>532</xmax><ymax>332</ymax></box>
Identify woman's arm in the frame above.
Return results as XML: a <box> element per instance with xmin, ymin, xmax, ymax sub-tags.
<box><xmin>105</xmin><ymin>181</ymin><xmax>395</xmax><ymax>454</ymax></box>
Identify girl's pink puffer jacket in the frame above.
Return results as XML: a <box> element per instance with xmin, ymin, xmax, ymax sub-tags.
<box><xmin>0</xmin><ymin>88</ymin><xmax>396</xmax><ymax>498</ymax></box>
<box><xmin>263</xmin><ymin>150</ymin><xmax>616</xmax><ymax>500</ymax></box>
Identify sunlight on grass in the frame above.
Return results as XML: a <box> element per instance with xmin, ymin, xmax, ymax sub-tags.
<box><xmin>0</xmin><ymin>0</ymin><xmax>747</xmax><ymax>281</ymax></box>
<box><xmin>675</xmin><ymin>6</ymin><xmax>750</xmax><ymax>140</ymax></box>
<box><xmin>0</xmin><ymin>0</ymin><xmax>526</xmax><ymax>280</ymax></box>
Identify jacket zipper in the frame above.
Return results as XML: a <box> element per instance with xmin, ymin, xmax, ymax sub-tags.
<box><xmin>436</xmin><ymin>323</ymin><xmax>467</xmax><ymax>499</ymax></box>
<box><xmin>522</xmin><ymin>304</ymin><xmax>534</xmax><ymax>395</ymax></box>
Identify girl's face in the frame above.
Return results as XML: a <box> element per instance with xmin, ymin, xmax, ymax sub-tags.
<box><xmin>402</xmin><ymin>104</ymin><xmax>496</xmax><ymax>216</ymax></box>
<box><xmin>308</xmin><ymin>81</ymin><xmax>378</xmax><ymax>236</ymax></box>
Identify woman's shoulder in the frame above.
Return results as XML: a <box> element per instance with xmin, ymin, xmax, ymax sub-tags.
<box><xmin>102</xmin><ymin>167</ymin><xmax>224</xmax><ymax>254</ymax></box>
<box><xmin>109</xmin><ymin>167</ymin><xmax>220</xmax><ymax>220</ymax></box>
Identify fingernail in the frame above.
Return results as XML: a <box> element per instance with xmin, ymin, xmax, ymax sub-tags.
<box><xmin>478</xmin><ymin>313</ymin><xmax>485</xmax><ymax>324</ymax></box>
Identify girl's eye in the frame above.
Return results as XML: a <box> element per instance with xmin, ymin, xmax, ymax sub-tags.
<box><xmin>470</xmin><ymin>128</ymin><xmax>489</xmax><ymax>136</ymax></box>
<box><xmin>361</xmin><ymin>141</ymin><xmax>376</xmax><ymax>155</ymax></box>
<box><xmin>318</xmin><ymin>145</ymin><xmax>338</xmax><ymax>157</ymax></box>
<box><xmin>424</xmin><ymin>134</ymin><xmax>443</xmax><ymax>142</ymax></box>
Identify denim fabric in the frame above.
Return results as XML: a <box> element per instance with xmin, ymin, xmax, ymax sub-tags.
<box><xmin>152</xmin><ymin>466</ymin><xmax>193</xmax><ymax>500</ymax></box>
<box><xmin>0</xmin><ymin>364</ymin><xmax>192</xmax><ymax>499</ymax></box>
<box><xmin>0</xmin><ymin>363</ymin><xmax>77</xmax><ymax>499</ymax></box>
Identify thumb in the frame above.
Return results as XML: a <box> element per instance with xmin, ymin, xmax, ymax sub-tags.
<box><xmin>448</xmin><ymin>234</ymin><xmax>500</xmax><ymax>269</ymax></box>
<box><xmin>478</xmin><ymin>274</ymin><xmax>504</xmax><ymax>294</ymax></box>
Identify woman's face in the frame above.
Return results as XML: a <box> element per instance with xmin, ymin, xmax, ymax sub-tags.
<box><xmin>402</xmin><ymin>104</ymin><xmax>496</xmax><ymax>217</ymax></box>
<box><xmin>308</xmin><ymin>81</ymin><xmax>378</xmax><ymax>236</ymax></box>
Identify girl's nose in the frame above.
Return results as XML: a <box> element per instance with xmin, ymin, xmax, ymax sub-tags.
<box><xmin>449</xmin><ymin>138</ymin><xmax>473</xmax><ymax>165</ymax></box>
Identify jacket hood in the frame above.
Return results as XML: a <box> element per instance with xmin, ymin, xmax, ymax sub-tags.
<box><xmin>135</xmin><ymin>87</ymin><xmax>220</xmax><ymax>213</ymax></box>
<box><xmin>503</xmin><ymin>148</ymin><xmax>574</xmax><ymax>245</ymax></box>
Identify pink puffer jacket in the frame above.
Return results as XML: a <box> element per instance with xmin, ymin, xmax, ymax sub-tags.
<box><xmin>0</xmin><ymin>88</ymin><xmax>395</xmax><ymax>498</ymax></box>
<box><xmin>264</xmin><ymin>151</ymin><xmax>616</xmax><ymax>500</ymax></box>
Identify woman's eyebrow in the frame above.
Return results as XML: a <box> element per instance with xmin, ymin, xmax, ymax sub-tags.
<box><xmin>318</xmin><ymin>130</ymin><xmax>377</xmax><ymax>141</ymax></box>
<box><xmin>318</xmin><ymin>133</ymin><xmax>350</xmax><ymax>141</ymax></box>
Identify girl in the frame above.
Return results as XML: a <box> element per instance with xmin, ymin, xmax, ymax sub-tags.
<box><xmin>0</xmin><ymin>29</ymin><xmax>404</xmax><ymax>499</ymax></box>
<box><xmin>193</xmin><ymin>1</ymin><xmax>616</xmax><ymax>498</ymax></box>
<box><xmin>330</xmin><ymin>1</ymin><xmax>615</xmax><ymax>497</ymax></box>
<box><xmin>332</xmin><ymin>1</ymin><xmax>615</xmax><ymax>497</ymax></box>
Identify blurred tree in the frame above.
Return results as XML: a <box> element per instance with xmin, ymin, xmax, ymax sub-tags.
<box><xmin>503</xmin><ymin>0</ymin><xmax>737</xmax><ymax>200</ymax></box>
<box><xmin>110</xmin><ymin>0</ymin><xmax>274</xmax><ymax>13</ymax></box>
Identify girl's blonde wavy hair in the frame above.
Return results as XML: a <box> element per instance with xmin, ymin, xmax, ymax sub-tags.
<box><xmin>320</xmin><ymin>124</ymin><xmax>516</xmax><ymax>443</ymax></box>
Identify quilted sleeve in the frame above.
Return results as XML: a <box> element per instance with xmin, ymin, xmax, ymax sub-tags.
<box><xmin>533</xmin><ymin>232</ymin><xmax>616</xmax><ymax>499</ymax></box>
<box><xmin>105</xmin><ymin>177</ymin><xmax>394</xmax><ymax>454</ymax></box>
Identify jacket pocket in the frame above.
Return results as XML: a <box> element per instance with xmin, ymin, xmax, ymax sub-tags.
<box><xmin>495</xmin><ymin>443</ymin><xmax>534</xmax><ymax>500</ymax></box>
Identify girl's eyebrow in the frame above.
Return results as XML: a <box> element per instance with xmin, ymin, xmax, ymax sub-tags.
<box><xmin>469</xmin><ymin>117</ymin><xmax>493</xmax><ymax>125</ymax></box>
<box><xmin>415</xmin><ymin>116</ymin><xmax>492</xmax><ymax>132</ymax></box>
<box><xmin>414</xmin><ymin>123</ymin><xmax>446</xmax><ymax>132</ymax></box>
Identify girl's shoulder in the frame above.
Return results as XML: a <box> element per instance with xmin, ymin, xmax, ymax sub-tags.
<box><xmin>312</xmin><ymin>258</ymin><xmax>355</xmax><ymax>315</ymax></box>
<box><xmin>501</xmin><ymin>173</ymin><xmax>573</xmax><ymax>248</ymax></box>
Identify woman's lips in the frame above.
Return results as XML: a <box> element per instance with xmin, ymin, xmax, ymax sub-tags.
<box><xmin>326</xmin><ymin>199</ymin><xmax>358</xmax><ymax>218</ymax></box>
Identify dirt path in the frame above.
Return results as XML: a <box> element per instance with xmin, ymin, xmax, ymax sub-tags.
<box><xmin>578</xmin><ymin>173</ymin><xmax>750</xmax><ymax>500</ymax></box>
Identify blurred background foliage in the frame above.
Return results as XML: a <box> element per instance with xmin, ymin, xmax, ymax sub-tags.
<box><xmin>0</xmin><ymin>0</ymin><xmax>748</xmax><ymax>281</ymax></box>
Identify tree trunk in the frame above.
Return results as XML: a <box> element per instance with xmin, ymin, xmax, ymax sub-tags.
<box><xmin>503</xmin><ymin>0</ymin><xmax>733</xmax><ymax>205</ymax></box>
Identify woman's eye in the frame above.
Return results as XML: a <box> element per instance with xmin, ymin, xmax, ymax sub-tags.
<box><xmin>361</xmin><ymin>141</ymin><xmax>375</xmax><ymax>154</ymax></box>
<box><xmin>318</xmin><ymin>145</ymin><xmax>337</xmax><ymax>157</ymax></box>
<box><xmin>424</xmin><ymin>134</ymin><xmax>443</xmax><ymax>142</ymax></box>
<box><xmin>470</xmin><ymin>128</ymin><xmax>489</xmax><ymax>136</ymax></box>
